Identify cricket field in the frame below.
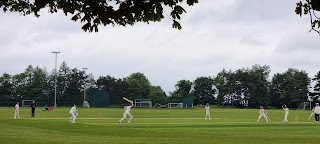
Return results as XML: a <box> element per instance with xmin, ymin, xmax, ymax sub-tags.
<box><xmin>0</xmin><ymin>106</ymin><xmax>318</xmax><ymax>144</ymax></box>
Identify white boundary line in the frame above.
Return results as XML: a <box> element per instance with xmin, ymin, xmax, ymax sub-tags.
<box><xmin>12</xmin><ymin>118</ymin><xmax>222</xmax><ymax>120</ymax></box>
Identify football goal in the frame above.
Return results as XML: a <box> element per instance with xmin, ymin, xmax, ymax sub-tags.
<box><xmin>135</xmin><ymin>99</ymin><xmax>152</xmax><ymax>108</ymax></box>
<box><xmin>167</xmin><ymin>103</ymin><xmax>183</xmax><ymax>108</ymax></box>
<box><xmin>22</xmin><ymin>100</ymin><xmax>34</xmax><ymax>107</ymax></box>
<box><xmin>303</xmin><ymin>102</ymin><xmax>311</xmax><ymax>110</ymax></box>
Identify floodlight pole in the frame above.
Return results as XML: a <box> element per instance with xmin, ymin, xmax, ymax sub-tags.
<box><xmin>52</xmin><ymin>51</ymin><xmax>61</xmax><ymax>107</ymax></box>
<box><xmin>82</xmin><ymin>68</ymin><xmax>88</xmax><ymax>102</ymax></box>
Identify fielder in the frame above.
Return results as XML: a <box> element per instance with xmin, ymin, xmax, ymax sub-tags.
<box><xmin>69</xmin><ymin>104</ymin><xmax>79</xmax><ymax>123</ymax></box>
<box><xmin>14</xmin><ymin>102</ymin><xmax>20</xmax><ymax>119</ymax></box>
<box><xmin>314</xmin><ymin>103</ymin><xmax>320</xmax><ymax>122</ymax></box>
<box><xmin>204</xmin><ymin>103</ymin><xmax>211</xmax><ymax>120</ymax></box>
<box><xmin>282</xmin><ymin>104</ymin><xmax>289</xmax><ymax>123</ymax></box>
<box><xmin>119</xmin><ymin>102</ymin><xmax>134</xmax><ymax>123</ymax></box>
<box><xmin>257</xmin><ymin>106</ymin><xmax>268</xmax><ymax>122</ymax></box>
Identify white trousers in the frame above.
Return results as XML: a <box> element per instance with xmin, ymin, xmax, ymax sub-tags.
<box><xmin>14</xmin><ymin>110</ymin><xmax>20</xmax><ymax>119</ymax></box>
<box><xmin>308</xmin><ymin>112</ymin><xmax>314</xmax><ymax>120</ymax></box>
<box><xmin>283</xmin><ymin>114</ymin><xmax>288</xmax><ymax>123</ymax></box>
<box><xmin>70</xmin><ymin>113</ymin><xmax>77</xmax><ymax>123</ymax></box>
<box><xmin>205</xmin><ymin>111</ymin><xmax>211</xmax><ymax>120</ymax></box>
<box><xmin>257</xmin><ymin>114</ymin><xmax>268</xmax><ymax>122</ymax></box>
<box><xmin>119</xmin><ymin>112</ymin><xmax>133</xmax><ymax>123</ymax></box>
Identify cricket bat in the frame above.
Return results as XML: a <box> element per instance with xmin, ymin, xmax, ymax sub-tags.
<box><xmin>123</xmin><ymin>97</ymin><xmax>133</xmax><ymax>103</ymax></box>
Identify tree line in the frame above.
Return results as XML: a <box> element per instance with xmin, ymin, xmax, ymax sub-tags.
<box><xmin>1</xmin><ymin>63</ymin><xmax>319</xmax><ymax>108</ymax></box>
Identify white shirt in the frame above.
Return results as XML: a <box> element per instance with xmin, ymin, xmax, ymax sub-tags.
<box><xmin>283</xmin><ymin>108</ymin><xmax>289</xmax><ymax>115</ymax></box>
<box><xmin>205</xmin><ymin>106</ymin><xmax>210</xmax><ymax>112</ymax></box>
<box><xmin>69</xmin><ymin>106</ymin><xmax>77</xmax><ymax>114</ymax></box>
<box><xmin>314</xmin><ymin>106</ymin><xmax>320</xmax><ymax>114</ymax></box>
<box><xmin>15</xmin><ymin>104</ymin><xmax>19</xmax><ymax>110</ymax></box>
<box><xmin>259</xmin><ymin>109</ymin><xmax>265</xmax><ymax>115</ymax></box>
<box><xmin>123</xmin><ymin>106</ymin><xmax>127</xmax><ymax>113</ymax></box>
<box><xmin>125</xmin><ymin>106</ymin><xmax>132</xmax><ymax>113</ymax></box>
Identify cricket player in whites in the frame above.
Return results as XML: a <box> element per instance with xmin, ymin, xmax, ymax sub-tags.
<box><xmin>308</xmin><ymin>107</ymin><xmax>315</xmax><ymax>120</ymax></box>
<box><xmin>257</xmin><ymin>106</ymin><xmax>269</xmax><ymax>122</ymax></box>
<box><xmin>69</xmin><ymin>104</ymin><xmax>79</xmax><ymax>123</ymax></box>
<box><xmin>282</xmin><ymin>104</ymin><xmax>289</xmax><ymax>123</ymax></box>
<box><xmin>204</xmin><ymin>103</ymin><xmax>211</xmax><ymax>120</ymax></box>
<box><xmin>14</xmin><ymin>102</ymin><xmax>20</xmax><ymax>119</ymax></box>
<box><xmin>314</xmin><ymin>103</ymin><xmax>320</xmax><ymax>122</ymax></box>
<box><xmin>119</xmin><ymin>97</ymin><xmax>134</xmax><ymax>123</ymax></box>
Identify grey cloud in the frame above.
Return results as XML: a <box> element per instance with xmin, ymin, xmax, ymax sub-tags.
<box><xmin>275</xmin><ymin>30</ymin><xmax>320</xmax><ymax>53</ymax></box>
<box><xmin>222</xmin><ymin>0</ymin><xmax>297</xmax><ymax>23</ymax></box>
<box><xmin>186</xmin><ymin>0</ymin><xmax>297</xmax><ymax>26</ymax></box>
<box><xmin>31</xmin><ymin>10</ymin><xmax>83</xmax><ymax>33</ymax></box>
<box><xmin>240</xmin><ymin>35</ymin><xmax>268</xmax><ymax>46</ymax></box>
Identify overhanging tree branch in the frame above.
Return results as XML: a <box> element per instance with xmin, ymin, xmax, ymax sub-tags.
<box><xmin>0</xmin><ymin>0</ymin><xmax>199</xmax><ymax>32</ymax></box>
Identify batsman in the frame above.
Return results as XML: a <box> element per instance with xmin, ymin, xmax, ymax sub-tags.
<box><xmin>257</xmin><ymin>106</ymin><xmax>269</xmax><ymax>122</ymax></box>
<box><xmin>119</xmin><ymin>97</ymin><xmax>134</xmax><ymax>123</ymax></box>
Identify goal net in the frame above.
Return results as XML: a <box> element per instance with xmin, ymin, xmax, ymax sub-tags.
<box><xmin>167</xmin><ymin>103</ymin><xmax>183</xmax><ymax>108</ymax></box>
<box><xmin>297</xmin><ymin>102</ymin><xmax>312</xmax><ymax>110</ymax></box>
<box><xmin>22</xmin><ymin>100</ymin><xmax>34</xmax><ymax>107</ymax></box>
<box><xmin>303</xmin><ymin>102</ymin><xmax>311</xmax><ymax>110</ymax></box>
<box><xmin>135</xmin><ymin>99</ymin><xmax>152</xmax><ymax>108</ymax></box>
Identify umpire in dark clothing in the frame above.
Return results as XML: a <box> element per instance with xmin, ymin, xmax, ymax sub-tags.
<box><xmin>30</xmin><ymin>100</ymin><xmax>36</xmax><ymax>117</ymax></box>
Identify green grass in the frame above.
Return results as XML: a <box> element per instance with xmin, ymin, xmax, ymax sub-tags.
<box><xmin>0</xmin><ymin>106</ymin><xmax>318</xmax><ymax>144</ymax></box>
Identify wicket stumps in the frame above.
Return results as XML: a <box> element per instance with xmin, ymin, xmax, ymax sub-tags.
<box><xmin>295</xmin><ymin>114</ymin><xmax>298</xmax><ymax>123</ymax></box>
<box><xmin>100</xmin><ymin>114</ymin><xmax>102</xmax><ymax>124</ymax></box>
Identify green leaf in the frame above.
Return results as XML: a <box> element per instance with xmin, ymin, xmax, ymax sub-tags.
<box><xmin>187</xmin><ymin>0</ymin><xmax>199</xmax><ymax>6</ymax></box>
<box><xmin>71</xmin><ymin>14</ymin><xmax>79</xmax><ymax>21</ymax></box>
<box><xmin>303</xmin><ymin>3</ymin><xmax>309</xmax><ymax>15</ymax></box>
<box><xmin>82</xmin><ymin>23</ymin><xmax>91</xmax><ymax>32</ymax></box>
<box><xmin>174</xmin><ymin>5</ymin><xmax>186</xmax><ymax>14</ymax></box>
<box><xmin>172</xmin><ymin>20</ymin><xmax>182</xmax><ymax>30</ymax></box>
<box><xmin>311</xmin><ymin>0</ymin><xmax>320</xmax><ymax>11</ymax></box>
<box><xmin>295</xmin><ymin>2</ymin><xmax>302</xmax><ymax>17</ymax></box>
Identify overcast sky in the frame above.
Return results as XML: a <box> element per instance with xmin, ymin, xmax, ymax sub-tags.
<box><xmin>1</xmin><ymin>0</ymin><xmax>319</xmax><ymax>94</ymax></box>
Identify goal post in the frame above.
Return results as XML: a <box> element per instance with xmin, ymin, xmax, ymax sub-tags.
<box><xmin>167</xmin><ymin>103</ymin><xmax>183</xmax><ymax>108</ymax></box>
<box><xmin>134</xmin><ymin>99</ymin><xmax>152</xmax><ymax>108</ymax></box>
<box><xmin>22</xmin><ymin>100</ymin><xmax>34</xmax><ymax>107</ymax></box>
<box><xmin>303</xmin><ymin>102</ymin><xmax>311</xmax><ymax>110</ymax></box>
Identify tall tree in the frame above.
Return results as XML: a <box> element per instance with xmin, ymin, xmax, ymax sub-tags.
<box><xmin>0</xmin><ymin>0</ymin><xmax>198</xmax><ymax>32</ymax></box>
<box><xmin>171</xmin><ymin>79</ymin><xmax>192</xmax><ymax>102</ymax></box>
<box><xmin>313</xmin><ymin>71</ymin><xmax>320</xmax><ymax>92</ymax></box>
<box><xmin>269</xmin><ymin>73</ymin><xmax>285</xmax><ymax>107</ymax></box>
<box><xmin>246</xmin><ymin>65</ymin><xmax>270</xmax><ymax>108</ymax></box>
<box><xmin>56</xmin><ymin>61</ymin><xmax>72</xmax><ymax>103</ymax></box>
<box><xmin>24</xmin><ymin>65</ymin><xmax>34</xmax><ymax>99</ymax></box>
<box><xmin>96</xmin><ymin>75</ymin><xmax>128</xmax><ymax>104</ymax></box>
<box><xmin>149</xmin><ymin>86</ymin><xmax>168</xmax><ymax>104</ymax></box>
<box><xmin>225</xmin><ymin>69</ymin><xmax>249</xmax><ymax>107</ymax></box>
<box><xmin>220</xmin><ymin>65</ymin><xmax>270</xmax><ymax>108</ymax></box>
<box><xmin>270</xmin><ymin>68</ymin><xmax>310</xmax><ymax>108</ymax></box>
<box><xmin>192</xmin><ymin>76</ymin><xmax>216</xmax><ymax>104</ymax></box>
<box><xmin>63</xmin><ymin>68</ymin><xmax>86</xmax><ymax>104</ymax></box>
<box><xmin>0</xmin><ymin>73</ymin><xmax>14</xmax><ymax>103</ymax></box>
<box><xmin>125</xmin><ymin>72</ymin><xmax>152</xmax><ymax>100</ymax></box>
<box><xmin>30</xmin><ymin>66</ymin><xmax>50</xmax><ymax>102</ymax></box>
<box><xmin>11</xmin><ymin>73</ymin><xmax>27</xmax><ymax>102</ymax></box>
<box><xmin>213</xmin><ymin>69</ymin><xmax>229</xmax><ymax>104</ymax></box>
